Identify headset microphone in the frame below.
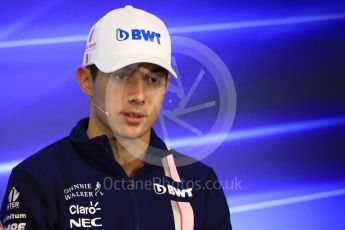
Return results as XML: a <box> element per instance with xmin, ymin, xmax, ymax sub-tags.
<box><xmin>89</xmin><ymin>99</ymin><xmax>110</xmax><ymax>116</ymax></box>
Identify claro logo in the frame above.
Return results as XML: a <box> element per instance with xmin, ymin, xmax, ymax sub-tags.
<box><xmin>153</xmin><ymin>183</ymin><xmax>193</xmax><ymax>197</ymax></box>
<box><xmin>116</xmin><ymin>28</ymin><xmax>161</xmax><ymax>44</ymax></box>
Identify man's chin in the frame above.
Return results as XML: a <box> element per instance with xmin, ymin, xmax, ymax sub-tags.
<box><xmin>116</xmin><ymin>125</ymin><xmax>149</xmax><ymax>140</ymax></box>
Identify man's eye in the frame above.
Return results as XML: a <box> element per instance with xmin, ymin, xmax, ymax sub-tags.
<box><xmin>147</xmin><ymin>76</ymin><xmax>161</xmax><ymax>84</ymax></box>
<box><xmin>114</xmin><ymin>74</ymin><xmax>128</xmax><ymax>80</ymax></box>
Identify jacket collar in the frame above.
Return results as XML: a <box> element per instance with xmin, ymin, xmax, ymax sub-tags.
<box><xmin>69</xmin><ymin>118</ymin><xmax>170</xmax><ymax>175</ymax></box>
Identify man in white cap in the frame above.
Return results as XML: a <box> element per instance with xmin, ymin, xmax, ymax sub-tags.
<box><xmin>0</xmin><ymin>6</ymin><xmax>232</xmax><ymax>230</ymax></box>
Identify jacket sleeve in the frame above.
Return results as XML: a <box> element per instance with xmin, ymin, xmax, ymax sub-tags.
<box><xmin>203</xmin><ymin>167</ymin><xmax>232</xmax><ymax>230</ymax></box>
<box><xmin>0</xmin><ymin>167</ymin><xmax>56</xmax><ymax>229</ymax></box>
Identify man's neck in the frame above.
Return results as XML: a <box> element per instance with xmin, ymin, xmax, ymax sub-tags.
<box><xmin>87</xmin><ymin>113</ymin><xmax>150</xmax><ymax>178</ymax></box>
<box><xmin>110</xmin><ymin>132</ymin><xmax>150</xmax><ymax>178</ymax></box>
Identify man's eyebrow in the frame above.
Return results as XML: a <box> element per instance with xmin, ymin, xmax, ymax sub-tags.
<box><xmin>114</xmin><ymin>66</ymin><xmax>134</xmax><ymax>74</ymax></box>
<box><xmin>149</xmin><ymin>66</ymin><xmax>168</xmax><ymax>73</ymax></box>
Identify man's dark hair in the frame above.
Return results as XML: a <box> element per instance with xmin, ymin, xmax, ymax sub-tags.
<box><xmin>88</xmin><ymin>64</ymin><xmax>99</xmax><ymax>82</ymax></box>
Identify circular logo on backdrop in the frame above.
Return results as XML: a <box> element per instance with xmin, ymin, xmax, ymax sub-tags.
<box><xmin>104</xmin><ymin>36</ymin><xmax>236</xmax><ymax>167</ymax></box>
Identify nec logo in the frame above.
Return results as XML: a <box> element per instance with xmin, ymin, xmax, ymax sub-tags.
<box><xmin>116</xmin><ymin>28</ymin><xmax>161</xmax><ymax>44</ymax></box>
<box><xmin>69</xmin><ymin>218</ymin><xmax>102</xmax><ymax>228</ymax></box>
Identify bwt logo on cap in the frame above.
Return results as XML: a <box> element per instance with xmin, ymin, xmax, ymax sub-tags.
<box><xmin>116</xmin><ymin>28</ymin><xmax>161</xmax><ymax>44</ymax></box>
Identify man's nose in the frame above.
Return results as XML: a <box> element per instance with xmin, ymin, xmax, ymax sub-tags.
<box><xmin>127</xmin><ymin>79</ymin><xmax>146</xmax><ymax>104</ymax></box>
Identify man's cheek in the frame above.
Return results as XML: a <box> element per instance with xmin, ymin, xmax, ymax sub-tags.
<box><xmin>149</xmin><ymin>104</ymin><xmax>161</xmax><ymax>117</ymax></box>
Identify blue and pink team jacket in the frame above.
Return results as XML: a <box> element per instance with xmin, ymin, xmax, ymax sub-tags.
<box><xmin>0</xmin><ymin>118</ymin><xmax>232</xmax><ymax>229</ymax></box>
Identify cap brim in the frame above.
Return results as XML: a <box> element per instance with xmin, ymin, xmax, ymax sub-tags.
<box><xmin>95</xmin><ymin>54</ymin><xmax>177</xmax><ymax>78</ymax></box>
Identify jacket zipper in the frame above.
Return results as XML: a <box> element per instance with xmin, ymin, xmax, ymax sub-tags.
<box><xmin>100</xmin><ymin>141</ymin><xmax>157</xmax><ymax>230</ymax></box>
<box><xmin>100</xmin><ymin>143</ymin><xmax>148</xmax><ymax>230</ymax></box>
<box><xmin>129</xmin><ymin>178</ymin><xmax>140</xmax><ymax>230</ymax></box>
<box><xmin>128</xmin><ymin>163</ymin><xmax>150</xmax><ymax>230</ymax></box>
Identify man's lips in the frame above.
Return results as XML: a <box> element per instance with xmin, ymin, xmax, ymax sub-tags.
<box><xmin>121</xmin><ymin>111</ymin><xmax>147</xmax><ymax>125</ymax></box>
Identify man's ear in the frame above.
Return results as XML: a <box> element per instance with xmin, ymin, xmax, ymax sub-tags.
<box><xmin>76</xmin><ymin>67</ymin><xmax>94</xmax><ymax>97</ymax></box>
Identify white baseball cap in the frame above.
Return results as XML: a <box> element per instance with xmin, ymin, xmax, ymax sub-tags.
<box><xmin>82</xmin><ymin>5</ymin><xmax>177</xmax><ymax>78</ymax></box>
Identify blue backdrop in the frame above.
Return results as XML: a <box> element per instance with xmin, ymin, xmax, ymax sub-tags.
<box><xmin>1</xmin><ymin>0</ymin><xmax>345</xmax><ymax>229</ymax></box>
